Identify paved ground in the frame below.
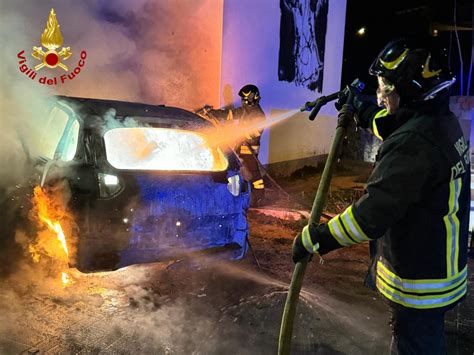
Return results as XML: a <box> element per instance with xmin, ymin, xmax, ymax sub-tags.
<box><xmin>1</xmin><ymin>163</ymin><xmax>473</xmax><ymax>354</ymax></box>
<box><xmin>0</xmin><ymin>249</ymin><xmax>389</xmax><ymax>354</ymax></box>
<box><xmin>0</xmin><ymin>212</ymin><xmax>472</xmax><ymax>354</ymax></box>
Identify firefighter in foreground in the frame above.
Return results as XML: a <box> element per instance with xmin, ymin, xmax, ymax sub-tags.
<box><xmin>292</xmin><ymin>38</ymin><xmax>469</xmax><ymax>354</ymax></box>
<box><xmin>207</xmin><ymin>84</ymin><xmax>266</xmax><ymax>205</ymax></box>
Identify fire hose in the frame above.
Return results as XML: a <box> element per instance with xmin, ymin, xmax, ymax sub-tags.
<box><xmin>278</xmin><ymin>80</ymin><xmax>363</xmax><ymax>354</ymax></box>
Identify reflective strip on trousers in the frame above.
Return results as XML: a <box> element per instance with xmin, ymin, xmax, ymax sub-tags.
<box><xmin>240</xmin><ymin>145</ymin><xmax>259</xmax><ymax>155</ymax></box>
<box><xmin>240</xmin><ymin>146</ymin><xmax>252</xmax><ymax>154</ymax></box>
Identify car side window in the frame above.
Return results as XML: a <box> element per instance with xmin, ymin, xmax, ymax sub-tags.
<box><xmin>56</xmin><ymin>119</ymin><xmax>80</xmax><ymax>161</ymax></box>
<box><xmin>38</xmin><ymin>105</ymin><xmax>80</xmax><ymax>161</ymax></box>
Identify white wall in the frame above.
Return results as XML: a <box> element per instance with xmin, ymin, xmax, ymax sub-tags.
<box><xmin>2</xmin><ymin>1</ymin><xmax>224</xmax><ymax>110</ymax></box>
<box><xmin>220</xmin><ymin>0</ymin><xmax>347</xmax><ymax>164</ymax></box>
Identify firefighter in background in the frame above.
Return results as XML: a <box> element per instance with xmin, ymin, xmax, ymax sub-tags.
<box><xmin>292</xmin><ymin>38</ymin><xmax>469</xmax><ymax>354</ymax></box>
<box><xmin>208</xmin><ymin>84</ymin><xmax>266</xmax><ymax>205</ymax></box>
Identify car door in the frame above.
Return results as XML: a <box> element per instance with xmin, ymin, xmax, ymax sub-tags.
<box><xmin>36</xmin><ymin>101</ymin><xmax>82</xmax><ymax>188</ymax></box>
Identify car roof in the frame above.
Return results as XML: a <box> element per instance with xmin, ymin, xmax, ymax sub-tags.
<box><xmin>54</xmin><ymin>96</ymin><xmax>207</xmax><ymax>125</ymax></box>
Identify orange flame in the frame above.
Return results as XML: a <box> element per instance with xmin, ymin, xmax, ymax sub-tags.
<box><xmin>32</xmin><ymin>186</ymin><xmax>69</xmax><ymax>259</ymax></box>
<box><xmin>30</xmin><ymin>186</ymin><xmax>71</xmax><ymax>285</ymax></box>
<box><xmin>39</xmin><ymin>216</ymin><xmax>69</xmax><ymax>258</ymax></box>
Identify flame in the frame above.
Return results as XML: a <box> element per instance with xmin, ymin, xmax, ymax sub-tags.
<box><xmin>40</xmin><ymin>218</ymin><xmax>69</xmax><ymax>258</ymax></box>
<box><xmin>30</xmin><ymin>186</ymin><xmax>71</xmax><ymax>285</ymax></box>
<box><xmin>41</xmin><ymin>8</ymin><xmax>64</xmax><ymax>50</ymax></box>
<box><xmin>32</xmin><ymin>186</ymin><xmax>69</xmax><ymax>259</ymax></box>
<box><xmin>28</xmin><ymin>244</ymin><xmax>41</xmax><ymax>263</ymax></box>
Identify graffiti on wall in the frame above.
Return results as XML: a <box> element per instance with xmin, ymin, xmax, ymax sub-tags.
<box><xmin>278</xmin><ymin>0</ymin><xmax>328</xmax><ymax>92</ymax></box>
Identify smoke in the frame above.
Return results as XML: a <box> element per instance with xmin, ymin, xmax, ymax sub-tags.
<box><xmin>0</xmin><ymin>255</ymin><xmax>390</xmax><ymax>353</ymax></box>
<box><xmin>1</xmin><ymin>0</ymin><xmax>223</xmax><ymax>108</ymax></box>
<box><xmin>0</xmin><ymin>0</ymin><xmax>224</xmax><ymax>276</ymax></box>
<box><xmin>100</xmin><ymin>107</ymin><xmax>148</xmax><ymax>134</ymax></box>
<box><xmin>0</xmin><ymin>12</ymin><xmax>51</xmax><ymax>189</ymax></box>
<box><xmin>0</xmin><ymin>0</ymin><xmax>224</xmax><ymax>181</ymax></box>
<box><xmin>0</xmin><ymin>3</ymin><xmax>276</xmax><ymax>352</ymax></box>
<box><xmin>0</xmin><ymin>1</ymin><xmax>54</xmax><ymax>276</ymax></box>
<box><xmin>0</xmin><ymin>261</ymin><xmax>250</xmax><ymax>354</ymax></box>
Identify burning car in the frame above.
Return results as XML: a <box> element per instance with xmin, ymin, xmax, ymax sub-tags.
<box><xmin>30</xmin><ymin>96</ymin><xmax>250</xmax><ymax>272</ymax></box>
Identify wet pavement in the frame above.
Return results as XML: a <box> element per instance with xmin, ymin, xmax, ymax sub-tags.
<box><xmin>0</xmin><ymin>210</ymin><xmax>473</xmax><ymax>354</ymax></box>
<box><xmin>0</xmin><ymin>259</ymin><xmax>389</xmax><ymax>355</ymax></box>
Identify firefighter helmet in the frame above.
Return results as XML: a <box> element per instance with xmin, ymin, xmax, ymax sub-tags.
<box><xmin>238</xmin><ymin>84</ymin><xmax>261</xmax><ymax>106</ymax></box>
<box><xmin>369</xmin><ymin>38</ymin><xmax>456</xmax><ymax>102</ymax></box>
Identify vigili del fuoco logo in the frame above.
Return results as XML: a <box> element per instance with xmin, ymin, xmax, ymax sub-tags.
<box><xmin>17</xmin><ymin>8</ymin><xmax>87</xmax><ymax>85</ymax></box>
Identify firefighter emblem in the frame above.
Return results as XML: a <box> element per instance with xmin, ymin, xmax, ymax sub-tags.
<box><xmin>31</xmin><ymin>8</ymin><xmax>72</xmax><ymax>71</ymax></box>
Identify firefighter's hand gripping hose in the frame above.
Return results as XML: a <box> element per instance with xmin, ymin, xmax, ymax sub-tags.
<box><xmin>278</xmin><ymin>90</ymin><xmax>357</xmax><ymax>355</ymax></box>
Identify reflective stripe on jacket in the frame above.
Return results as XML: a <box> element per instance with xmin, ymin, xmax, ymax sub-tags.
<box><xmin>313</xmin><ymin>97</ymin><xmax>470</xmax><ymax>310</ymax></box>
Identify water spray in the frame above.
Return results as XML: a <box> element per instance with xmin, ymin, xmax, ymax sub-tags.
<box><xmin>278</xmin><ymin>79</ymin><xmax>364</xmax><ymax>355</ymax></box>
<box><xmin>203</xmin><ymin>79</ymin><xmax>363</xmax><ymax>147</ymax></box>
<box><xmin>202</xmin><ymin>109</ymin><xmax>300</xmax><ymax>149</ymax></box>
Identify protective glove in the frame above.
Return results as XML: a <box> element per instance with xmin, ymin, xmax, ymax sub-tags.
<box><xmin>292</xmin><ymin>225</ymin><xmax>320</xmax><ymax>264</ymax></box>
<box><xmin>335</xmin><ymin>88</ymin><xmax>378</xmax><ymax>127</ymax></box>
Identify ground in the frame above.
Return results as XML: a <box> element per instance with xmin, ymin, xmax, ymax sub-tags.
<box><xmin>0</xmin><ymin>160</ymin><xmax>473</xmax><ymax>354</ymax></box>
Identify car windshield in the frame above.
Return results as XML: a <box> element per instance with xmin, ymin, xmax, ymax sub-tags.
<box><xmin>103</xmin><ymin>127</ymin><xmax>228</xmax><ymax>171</ymax></box>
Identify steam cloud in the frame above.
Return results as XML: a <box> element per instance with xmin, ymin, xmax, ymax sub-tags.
<box><xmin>0</xmin><ymin>260</ymin><xmax>265</xmax><ymax>354</ymax></box>
<box><xmin>0</xmin><ymin>0</ymin><xmax>224</xmax><ymax>275</ymax></box>
<box><xmin>7</xmin><ymin>0</ymin><xmax>223</xmax><ymax>108</ymax></box>
<box><xmin>0</xmin><ymin>0</ymin><xmax>223</xmax><ymax>186</ymax></box>
<box><xmin>0</xmin><ymin>3</ymin><xmax>230</xmax><ymax>352</ymax></box>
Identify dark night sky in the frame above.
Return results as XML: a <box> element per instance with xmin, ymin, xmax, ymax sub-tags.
<box><xmin>341</xmin><ymin>0</ymin><xmax>473</xmax><ymax>96</ymax></box>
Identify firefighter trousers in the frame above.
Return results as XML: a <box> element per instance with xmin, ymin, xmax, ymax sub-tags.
<box><xmin>389</xmin><ymin>306</ymin><xmax>447</xmax><ymax>355</ymax></box>
<box><xmin>239</xmin><ymin>153</ymin><xmax>264</xmax><ymax>205</ymax></box>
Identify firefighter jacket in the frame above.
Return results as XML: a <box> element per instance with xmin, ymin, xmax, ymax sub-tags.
<box><xmin>304</xmin><ymin>95</ymin><xmax>470</xmax><ymax>310</ymax></box>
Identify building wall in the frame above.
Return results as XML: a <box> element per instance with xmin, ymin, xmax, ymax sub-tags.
<box><xmin>266</xmin><ymin>110</ymin><xmax>335</xmax><ymax>164</ymax></box>
<box><xmin>4</xmin><ymin>1</ymin><xmax>225</xmax><ymax>110</ymax></box>
<box><xmin>220</xmin><ymin>0</ymin><xmax>347</xmax><ymax>167</ymax></box>
<box><xmin>450</xmin><ymin>96</ymin><xmax>474</xmax><ymax>144</ymax></box>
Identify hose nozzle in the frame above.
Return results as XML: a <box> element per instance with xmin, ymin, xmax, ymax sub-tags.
<box><xmin>302</xmin><ymin>79</ymin><xmax>365</xmax><ymax>121</ymax></box>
